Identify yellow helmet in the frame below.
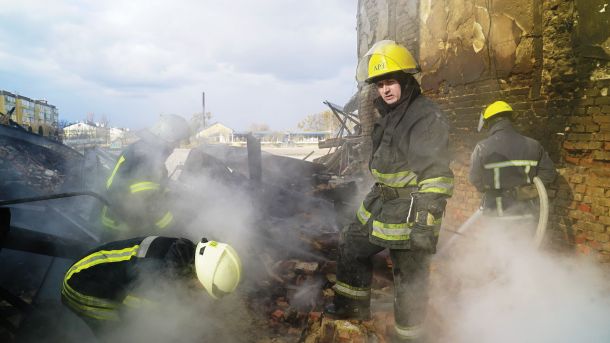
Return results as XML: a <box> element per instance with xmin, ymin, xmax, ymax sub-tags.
<box><xmin>477</xmin><ymin>101</ymin><xmax>514</xmax><ymax>132</ymax></box>
<box><xmin>195</xmin><ymin>239</ymin><xmax>242</xmax><ymax>299</ymax></box>
<box><xmin>356</xmin><ymin>40</ymin><xmax>419</xmax><ymax>83</ymax></box>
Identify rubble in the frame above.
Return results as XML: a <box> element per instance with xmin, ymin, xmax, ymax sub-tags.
<box><xmin>0</xmin><ymin>142</ymin><xmax>64</xmax><ymax>194</ymax></box>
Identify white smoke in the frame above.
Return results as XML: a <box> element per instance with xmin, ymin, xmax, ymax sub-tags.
<box><xmin>431</xmin><ymin>219</ymin><xmax>610</xmax><ymax>343</ymax></box>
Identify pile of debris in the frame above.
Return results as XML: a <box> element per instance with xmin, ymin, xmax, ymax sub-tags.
<box><xmin>314</xmin><ymin>101</ymin><xmax>368</xmax><ymax>177</ymax></box>
<box><xmin>244</xmin><ymin>212</ymin><xmax>397</xmax><ymax>343</ymax></box>
<box><xmin>0</xmin><ymin>138</ymin><xmax>65</xmax><ymax>194</ymax></box>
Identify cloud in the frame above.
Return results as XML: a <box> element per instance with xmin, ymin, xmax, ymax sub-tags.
<box><xmin>0</xmin><ymin>0</ymin><xmax>357</xmax><ymax>129</ymax></box>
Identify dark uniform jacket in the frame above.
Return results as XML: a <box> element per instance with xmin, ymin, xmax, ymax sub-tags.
<box><xmin>356</xmin><ymin>89</ymin><xmax>454</xmax><ymax>249</ymax></box>
<box><xmin>61</xmin><ymin>236</ymin><xmax>195</xmax><ymax>321</ymax></box>
<box><xmin>469</xmin><ymin>119</ymin><xmax>556</xmax><ymax>215</ymax></box>
<box><xmin>101</xmin><ymin>139</ymin><xmax>175</xmax><ymax>237</ymax></box>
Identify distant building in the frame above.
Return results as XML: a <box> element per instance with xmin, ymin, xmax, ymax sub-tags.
<box><xmin>195</xmin><ymin>122</ymin><xmax>234</xmax><ymax>143</ymax></box>
<box><xmin>63</xmin><ymin>122</ymin><xmax>130</xmax><ymax>151</ymax></box>
<box><xmin>232</xmin><ymin>130</ymin><xmax>332</xmax><ymax>145</ymax></box>
<box><xmin>0</xmin><ymin>90</ymin><xmax>60</xmax><ymax>138</ymax></box>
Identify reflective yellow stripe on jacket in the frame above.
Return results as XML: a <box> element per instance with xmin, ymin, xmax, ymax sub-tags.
<box><xmin>356</xmin><ymin>202</ymin><xmax>372</xmax><ymax>225</ymax></box>
<box><xmin>483</xmin><ymin>160</ymin><xmax>538</xmax><ymax>216</ymax></box>
<box><xmin>371</xmin><ymin>220</ymin><xmax>411</xmax><ymax>241</ymax></box>
<box><xmin>418</xmin><ymin>176</ymin><xmax>454</xmax><ymax>195</ymax></box>
<box><xmin>62</xmin><ymin>245</ymin><xmax>140</xmax><ymax>321</ymax></box>
<box><xmin>371</xmin><ymin>169</ymin><xmax>418</xmax><ymax>188</ymax></box>
<box><xmin>130</xmin><ymin>181</ymin><xmax>161</xmax><ymax>193</ymax></box>
<box><xmin>106</xmin><ymin>155</ymin><xmax>126</xmax><ymax>189</ymax></box>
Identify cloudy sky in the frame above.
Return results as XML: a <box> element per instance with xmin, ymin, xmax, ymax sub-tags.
<box><xmin>0</xmin><ymin>0</ymin><xmax>357</xmax><ymax>130</ymax></box>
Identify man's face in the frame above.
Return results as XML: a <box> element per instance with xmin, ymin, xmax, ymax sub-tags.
<box><xmin>376</xmin><ymin>78</ymin><xmax>402</xmax><ymax>105</ymax></box>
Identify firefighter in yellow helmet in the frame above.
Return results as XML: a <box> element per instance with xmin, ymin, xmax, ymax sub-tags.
<box><xmin>470</xmin><ymin>101</ymin><xmax>556</xmax><ymax>216</ymax></box>
<box><xmin>326</xmin><ymin>40</ymin><xmax>454</xmax><ymax>342</ymax></box>
<box><xmin>61</xmin><ymin>236</ymin><xmax>241</xmax><ymax>337</ymax></box>
<box><xmin>100</xmin><ymin>114</ymin><xmax>191</xmax><ymax>240</ymax></box>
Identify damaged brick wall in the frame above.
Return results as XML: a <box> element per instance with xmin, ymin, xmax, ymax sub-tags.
<box><xmin>357</xmin><ymin>0</ymin><xmax>610</xmax><ymax>260</ymax></box>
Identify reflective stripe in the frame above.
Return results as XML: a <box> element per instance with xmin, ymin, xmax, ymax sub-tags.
<box><xmin>333</xmin><ymin>281</ymin><xmax>370</xmax><ymax>300</ymax></box>
<box><xmin>106</xmin><ymin>155</ymin><xmax>126</xmax><ymax>189</ymax></box>
<box><xmin>395</xmin><ymin>324</ymin><xmax>423</xmax><ymax>340</ymax></box>
<box><xmin>101</xmin><ymin>205</ymin><xmax>119</xmax><ymax>229</ymax></box>
<box><xmin>493</xmin><ymin>168</ymin><xmax>501</xmax><ymax>189</ymax></box>
<box><xmin>496</xmin><ymin>197</ymin><xmax>504</xmax><ymax>217</ymax></box>
<box><xmin>61</xmin><ymin>288</ymin><xmax>120</xmax><ymax>321</ymax></box>
<box><xmin>65</xmin><ymin>245</ymin><xmax>140</xmax><ymax>282</ymax></box>
<box><xmin>525</xmin><ymin>165</ymin><xmax>531</xmax><ymax>183</ymax></box>
<box><xmin>418</xmin><ymin>177</ymin><xmax>454</xmax><ymax>195</ymax></box>
<box><xmin>356</xmin><ymin>202</ymin><xmax>372</xmax><ymax>225</ymax></box>
<box><xmin>371</xmin><ymin>220</ymin><xmax>411</xmax><ymax>241</ymax></box>
<box><xmin>62</xmin><ymin>245</ymin><xmax>140</xmax><ymax>322</ymax></box>
<box><xmin>155</xmin><ymin>211</ymin><xmax>173</xmax><ymax>229</ymax></box>
<box><xmin>62</xmin><ymin>281</ymin><xmax>117</xmax><ymax>309</ymax></box>
<box><xmin>122</xmin><ymin>295</ymin><xmax>155</xmax><ymax>308</ymax></box>
<box><xmin>137</xmin><ymin>236</ymin><xmax>158</xmax><ymax>257</ymax></box>
<box><xmin>371</xmin><ymin>169</ymin><xmax>418</xmax><ymax>188</ymax></box>
<box><xmin>483</xmin><ymin>160</ymin><xmax>538</xmax><ymax>169</ymax></box>
<box><xmin>130</xmin><ymin>181</ymin><xmax>161</xmax><ymax>194</ymax></box>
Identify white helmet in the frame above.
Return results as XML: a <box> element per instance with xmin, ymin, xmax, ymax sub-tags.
<box><xmin>148</xmin><ymin>114</ymin><xmax>190</xmax><ymax>144</ymax></box>
<box><xmin>195</xmin><ymin>239</ymin><xmax>242</xmax><ymax>299</ymax></box>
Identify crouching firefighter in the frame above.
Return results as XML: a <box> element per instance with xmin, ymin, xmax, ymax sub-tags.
<box><xmin>101</xmin><ymin>114</ymin><xmax>190</xmax><ymax>240</ymax></box>
<box><xmin>61</xmin><ymin>236</ymin><xmax>242</xmax><ymax>337</ymax></box>
<box><xmin>469</xmin><ymin>101</ymin><xmax>556</xmax><ymax>221</ymax></box>
<box><xmin>325</xmin><ymin>40</ymin><xmax>453</xmax><ymax>342</ymax></box>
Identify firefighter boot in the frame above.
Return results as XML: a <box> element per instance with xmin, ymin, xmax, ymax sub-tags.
<box><xmin>324</xmin><ymin>296</ymin><xmax>371</xmax><ymax>320</ymax></box>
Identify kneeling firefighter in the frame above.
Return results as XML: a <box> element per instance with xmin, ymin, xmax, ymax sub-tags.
<box><xmin>470</xmin><ymin>101</ymin><xmax>557</xmax><ymax>219</ymax></box>
<box><xmin>326</xmin><ymin>40</ymin><xmax>454</xmax><ymax>342</ymax></box>
<box><xmin>61</xmin><ymin>236</ymin><xmax>242</xmax><ymax>336</ymax></box>
<box><xmin>101</xmin><ymin>114</ymin><xmax>191</xmax><ymax>240</ymax></box>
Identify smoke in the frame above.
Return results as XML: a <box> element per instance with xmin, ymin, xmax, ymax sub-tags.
<box><xmin>431</xmin><ymin>219</ymin><xmax>610</xmax><ymax>343</ymax></box>
<box><xmin>99</xmin><ymin>275</ymin><xmax>260</xmax><ymax>343</ymax></box>
<box><xmin>89</xmin><ymin>146</ymin><xmax>338</xmax><ymax>342</ymax></box>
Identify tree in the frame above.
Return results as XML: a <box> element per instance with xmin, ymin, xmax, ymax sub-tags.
<box><xmin>297</xmin><ymin>110</ymin><xmax>340</xmax><ymax>132</ymax></box>
<box><xmin>190</xmin><ymin>111</ymin><xmax>213</xmax><ymax>133</ymax></box>
<box><xmin>248</xmin><ymin>123</ymin><xmax>270</xmax><ymax>132</ymax></box>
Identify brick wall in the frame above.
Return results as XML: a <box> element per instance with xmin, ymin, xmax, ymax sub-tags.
<box><xmin>357</xmin><ymin>0</ymin><xmax>610</xmax><ymax>260</ymax></box>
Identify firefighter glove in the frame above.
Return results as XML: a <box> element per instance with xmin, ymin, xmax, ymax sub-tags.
<box><xmin>410</xmin><ymin>221</ymin><xmax>437</xmax><ymax>253</ymax></box>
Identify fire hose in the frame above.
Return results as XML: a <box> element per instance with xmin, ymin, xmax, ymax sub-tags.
<box><xmin>0</xmin><ymin>191</ymin><xmax>109</xmax><ymax>207</ymax></box>
<box><xmin>438</xmin><ymin>176</ymin><xmax>550</xmax><ymax>255</ymax></box>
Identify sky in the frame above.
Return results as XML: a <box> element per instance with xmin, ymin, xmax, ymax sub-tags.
<box><xmin>0</xmin><ymin>0</ymin><xmax>358</xmax><ymax>131</ymax></box>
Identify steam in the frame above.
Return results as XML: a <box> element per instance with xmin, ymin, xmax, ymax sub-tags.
<box><xmin>431</xmin><ymin>219</ymin><xmax>610</xmax><ymax>343</ymax></box>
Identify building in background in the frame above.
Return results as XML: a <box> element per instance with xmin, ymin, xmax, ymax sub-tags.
<box><xmin>0</xmin><ymin>90</ymin><xmax>59</xmax><ymax>138</ymax></box>
<box><xmin>63</xmin><ymin>122</ymin><xmax>131</xmax><ymax>152</ymax></box>
<box><xmin>195</xmin><ymin>122</ymin><xmax>234</xmax><ymax>143</ymax></box>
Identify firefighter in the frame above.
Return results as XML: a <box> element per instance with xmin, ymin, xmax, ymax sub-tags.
<box><xmin>100</xmin><ymin>114</ymin><xmax>190</xmax><ymax>239</ymax></box>
<box><xmin>61</xmin><ymin>236</ymin><xmax>242</xmax><ymax>337</ymax></box>
<box><xmin>470</xmin><ymin>101</ymin><xmax>556</xmax><ymax>217</ymax></box>
<box><xmin>326</xmin><ymin>40</ymin><xmax>453</xmax><ymax>342</ymax></box>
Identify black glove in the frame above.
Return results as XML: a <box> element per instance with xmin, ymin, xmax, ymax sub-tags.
<box><xmin>165</xmin><ymin>238</ymin><xmax>196</xmax><ymax>278</ymax></box>
<box><xmin>409</xmin><ymin>193</ymin><xmax>447</xmax><ymax>253</ymax></box>
<box><xmin>410</xmin><ymin>222</ymin><xmax>437</xmax><ymax>253</ymax></box>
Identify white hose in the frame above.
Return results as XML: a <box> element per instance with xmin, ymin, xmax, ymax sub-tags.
<box><xmin>533</xmin><ymin>176</ymin><xmax>549</xmax><ymax>249</ymax></box>
<box><xmin>437</xmin><ymin>209</ymin><xmax>483</xmax><ymax>257</ymax></box>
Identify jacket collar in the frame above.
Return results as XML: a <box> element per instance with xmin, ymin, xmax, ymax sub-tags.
<box><xmin>489</xmin><ymin>118</ymin><xmax>515</xmax><ymax>136</ymax></box>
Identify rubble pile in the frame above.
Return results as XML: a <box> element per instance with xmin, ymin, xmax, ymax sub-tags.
<box><xmin>314</xmin><ymin>137</ymin><xmax>367</xmax><ymax>177</ymax></box>
<box><xmin>0</xmin><ymin>138</ymin><xmax>65</xmax><ymax>194</ymax></box>
<box><xmin>246</xmin><ymin>213</ymin><xmax>397</xmax><ymax>343</ymax></box>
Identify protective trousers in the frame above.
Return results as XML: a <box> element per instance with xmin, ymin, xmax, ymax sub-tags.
<box><xmin>335</xmin><ymin>221</ymin><xmax>431</xmax><ymax>341</ymax></box>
